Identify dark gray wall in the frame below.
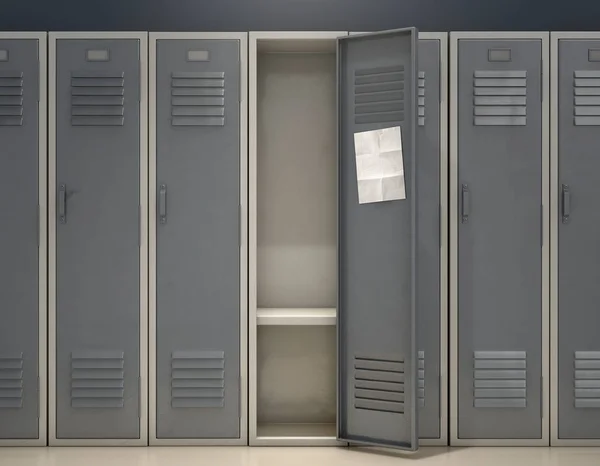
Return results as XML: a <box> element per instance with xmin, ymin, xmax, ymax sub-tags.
<box><xmin>3</xmin><ymin>0</ymin><xmax>600</xmax><ymax>32</ymax></box>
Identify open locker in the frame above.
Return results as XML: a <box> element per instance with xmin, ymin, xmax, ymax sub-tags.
<box><xmin>149</xmin><ymin>32</ymin><xmax>247</xmax><ymax>445</ymax></box>
<box><xmin>48</xmin><ymin>32</ymin><xmax>148</xmax><ymax>445</ymax></box>
<box><xmin>0</xmin><ymin>32</ymin><xmax>47</xmax><ymax>446</ymax></box>
<box><xmin>249</xmin><ymin>28</ymin><xmax>423</xmax><ymax>450</ymax></box>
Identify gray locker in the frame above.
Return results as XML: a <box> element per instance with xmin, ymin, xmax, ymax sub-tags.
<box><xmin>0</xmin><ymin>33</ymin><xmax>46</xmax><ymax>444</ymax></box>
<box><xmin>153</xmin><ymin>36</ymin><xmax>242</xmax><ymax>441</ymax></box>
<box><xmin>451</xmin><ymin>33</ymin><xmax>548</xmax><ymax>443</ymax></box>
<box><xmin>338</xmin><ymin>28</ymin><xmax>418</xmax><ymax>450</ymax></box>
<box><xmin>554</xmin><ymin>35</ymin><xmax>600</xmax><ymax>442</ymax></box>
<box><xmin>51</xmin><ymin>34</ymin><xmax>146</xmax><ymax>443</ymax></box>
<box><xmin>417</xmin><ymin>34</ymin><xmax>445</xmax><ymax>443</ymax></box>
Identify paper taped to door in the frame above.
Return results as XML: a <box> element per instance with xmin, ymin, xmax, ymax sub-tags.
<box><xmin>354</xmin><ymin>126</ymin><xmax>405</xmax><ymax>204</ymax></box>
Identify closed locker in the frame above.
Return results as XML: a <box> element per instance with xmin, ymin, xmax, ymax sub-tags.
<box><xmin>150</xmin><ymin>33</ymin><xmax>246</xmax><ymax>444</ymax></box>
<box><xmin>338</xmin><ymin>28</ymin><xmax>419</xmax><ymax>450</ymax></box>
<box><xmin>450</xmin><ymin>33</ymin><xmax>549</xmax><ymax>445</ymax></box>
<box><xmin>552</xmin><ymin>33</ymin><xmax>600</xmax><ymax>445</ymax></box>
<box><xmin>0</xmin><ymin>32</ymin><xmax>46</xmax><ymax>445</ymax></box>
<box><xmin>416</xmin><ymin>33</ymin><xmax>448</xmax><ymax>445</ymax></box>
<box><xmin>49</xmin><ymin>33</ymin><xmax>148</xmax><ymax>445</ymax></box>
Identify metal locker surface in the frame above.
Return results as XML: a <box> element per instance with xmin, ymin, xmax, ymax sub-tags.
<box><xmin>557</xmin><ymin>38</ymin><xmax>600</xmax><ymax>440</ymax></box>
<box><xmin>155</xmin><ymin>39</ymin><xmax>241</xmax><ymax>439</ymax></box>
<box><xmin>416</xmin><ymin>36</ymin><xmax>442</xmax><ymax>441</ymax></box>
<box><xmin>0</xmin><ymin>38</ymin><xmax>40</xmax><ymax>440</ymax></box>
<box><xmin>456</xmin><ymin>38</ymin><xmax>543</xmax><ymax>439</ymax></box>
<box><xmin>338</xmin><ymin>28</ymin><xmax>418</xmax><ymax>450</ymax></box>
<box><xmin>54</xmin><ymin>38</ymin><xmax>141</xmax><ymax>439</ymax></box>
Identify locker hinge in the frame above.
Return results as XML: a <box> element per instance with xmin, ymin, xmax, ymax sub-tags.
<box><xmin>540</xmin><ymin>60</ymin><xmax>544</xmax><ymax>102</ymax></box>
<box><xmin>36</xmin><ymin>205</ymin><xmax>40</xmax><ymax>248</ymax></box>
<box><xmin>540</xmin><ymin>206</ymin><xmax>544</xmax><ymax>247</ymax></box>
<box><xmin>438</xmin><ymin>203</ymin><xmax>442</xmax><ymax>248</ymax></box>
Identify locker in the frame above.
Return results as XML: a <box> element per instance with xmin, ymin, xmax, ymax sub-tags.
<box><xmin>337</xmin><ymin>27</ymin><xmax>418</xmax><ymax>450</ymax></box>
<box><xmin>552</xmin><ymin>32</ymin><xmax>600</xmax><ymax>446</ymax></box>
<box><xmin>149</xmin><ymin>32</ymin><xmax>247</xmax><ymax>445</ymax></box>
<box><xmin>0</xmin><ymin>32</ymin><xmax>46</xmax><ymax>446</ymax></box>
<box><xmin>450</xmin><ymin>32</ymin><xmax>549</xmax><ymax>446</ymax></box>
<box><xmin>416</xmin><ymin>32</ymin><xmax>448</xmax><ymax>445</ymax></box>
<box><xmin>49</xmin><ymin>32</ymin><xmax>148</xmax><ymax>445</ymax></box>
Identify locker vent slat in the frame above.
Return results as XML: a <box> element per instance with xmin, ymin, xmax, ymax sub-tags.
<box><xmin>0</xmin><ymin>353</ymin><xmax>23</xmax><ymax>408</ymax></box>
<box><xmin>418</xmin><ymin>71</ymin><xmax>425</xmax><ymax>126</ymax></box>
<box><xmin>573</xmin><ymin>71</ymin><xmax>600</xmax><ymax>126</ymax></box>
<box><xmin>171</xmin><ymin>350</ymin><xmax>225</xmax><ymax>408</ymax></box>
<box><xmin>473</xmin><ymin>351</ymin><xmax>527</xmax><ymax>408</ymax></box>
<box><xmin>353</xmin><ymin>355</ymin><xmax>405</xmax><ymax>414</ymax></box>
<box><xmin>574</xmin><ymin>351</ymin><xmax>600</xmax><ymax>408</ymax></box>
<box><xmin>170</xmin><ymin>71</ymin><xmax>225</xmax><ymax>126</ymax></box>
<box><xmin>71</xmin><ymin>72</ymin><xmax>125</xmax><ymax>126</ymax></box>
<box><xmin>70</xmin><ymin>350</ymin><xmax>125</xmax><ymax>408</ymax></box>
<box><xmin>418</xmin><ymin>351</ymin><xmax>425</xmax><ymax>408</ymax></box>
<box><xmin>354</xmin><ymin>65</ymin><xmax>404</xmax><ymax>125</ymax></box>
<box><xmin>0</xmin><ymin>70</ymin><xmax>23</xmax><ymax>126</ymax></box>
<box><xmin>473</xmin><ymin>70</ymin><xmax>527</xmax><ymax>126</ymax></box>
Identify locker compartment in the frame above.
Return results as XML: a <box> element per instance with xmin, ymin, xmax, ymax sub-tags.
<box><xmin>250</xmin><ymin>33</ymin><xmax>342</xmax><ymax>446</ymax></box>
<box><xmin>552</xmin><ymin>33</ymin><xmax>600</xmax><ymax>445</ymax></box>
<box><xmin>0</xmin><ymin>32</ymin><xmax>46</xmax><ymax>446</ymax></box>
<box><xmin>257</xmin><ymin>326</ymin><xmax>337</xmax><ymax>440</ymax></box>
<box><xmin>450</xmin><ymin>32</ymin><xmax>549</xmax><ymax>446</ymax></box>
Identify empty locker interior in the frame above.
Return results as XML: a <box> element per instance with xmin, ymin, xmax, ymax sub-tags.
<box><xmin>450</xmin><ymin>32</ymin><xmax>549</xmax><ymax>446</ymax></box>
<box><xmin>0</xmin><ymin>32</ymin><xmax>46</xmax><ymax>446</ymax></box>
<box><xmin>149</xmin><ymin>32</ymin><xmax>247</xmax><ymax>445</ymax></box>
<box><xmin>49</xmin><ymin>32</ymin><xmax>148</xmax><ymax>445</ymax></box>
<box><xmin>552</xmin><ymin>32</ymin><xmax>600</xmax><ymax>446</ymax></box>
<box><xmin>249</xmin><ymin>32</ymin><xmax>345</xmax><ymax>446</ymax></box>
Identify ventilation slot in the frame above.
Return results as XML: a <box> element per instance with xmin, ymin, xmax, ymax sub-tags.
<box><xmin>353</xmin><ymin>354</ymin><xmax>404</xmax><ymax>414</ymax></box>
<box><xmin>418</xmin><ymin>71</ymin><xmax>425</xmax><ymax>126</ymax></box>
<box><xmin>0</xmin><ymin>71</ymin><xmax>24</xmax><ymax>126</ymax></box>
<box><xmin>71</xmin><ymin>71</ymin><xmax>125</xmax><ymax>126</ymax></box>
<box><xmin>473</xmin><ymin>351</ymin><xmax>527</xmax><ymax>408</ymax></box>
<box><xmin>473</xmin><ymin>70</ymin><xmax>527</xmax><ymax>126</ymax></box>
<box><xmin>573</xmin><ymin>71</ymin><xmax>600</xmax><ymax>126</ymax></box>
<box><xmin>354</xmin><ymin>65</ymin><xmax>404</xmax><ymax>125</ymax></box>
<box><xmin>574</xmin><ymin>351</ymin><xmax>600</xmax><ymax>408</ymax></box>
<box><xmin>418</xmin><ymin>351</ymin><xmax>425</xmax><ymax>408</ymax></box>
<box><xmin>70</xmin><ymin>350</ymin><xmax>125</xmax><ymax>408</ymax></box>
<box><xmin>171</xmin><ymin>350</ymin><xmax>225</xmax><ymax>408</ymax></box>
<box><xmin>0</xmin><ymin>353</ymin><xmax>23</xmax><ymax>408</ymax></box>
<box><xmin>170</xmin><ymin>72</ymin><xmax>225</xmax><ymax>126</ymax></box>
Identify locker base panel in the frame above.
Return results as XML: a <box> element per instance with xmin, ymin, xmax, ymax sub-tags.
<box><xmin>551</xmin><ymin>438</ymin><xmax>600</xmax><ymax>447</ymax></box>
<box><xmin>0</xmin><ymin>438</ymin><xmax>46</xmax><ymax>447</ymax></box>
<box><xmin>252</xmin><ymin>423</ymin><xmax>343</xmax><ymax>446</ymax></box>
<box><xmin>451</xmin><ymin>438</ymin><xmax>549</xmax><ymax>447</ymax></box>
<box><xmin>150</xmin><ymin>437</ymin><xmax>247</xmax><ymax>446</ymax></box>
<box><xmin>49</xmin><ymin>438</ymin><xmax>148</xmax><ymax>447</ymax></box>
<box><xmin>257</xmin><ymin>308</ymin><xmax>336</xmax><ymax>326</ymax></box>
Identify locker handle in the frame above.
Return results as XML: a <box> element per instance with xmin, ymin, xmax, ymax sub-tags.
<box><xmin>58</xmin><ymin>183</ymin><xmax>67</xmax><ymax>224</ymax></box>
<box><xmin>562</xmin><ymin>184</ymin><xmax>570</xmax><ymax>224</ymax></box>
<box><xmin>159</xmin><ymin>184</ymin><xmax>167</xmax><ymax>224</ymax></box>
<box><xmin>461</xmin><ymin>184</ymin><xmax>470</xmax><ymax>223</ymax></box>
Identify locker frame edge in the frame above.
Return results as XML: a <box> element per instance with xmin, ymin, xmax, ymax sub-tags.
<box><xmin>449</xmin><ymin>31</ymin><xmax>550</xmax><ymax>447</ymax></box>
<box><xmin>0</xmin><ymin>31</ymin><xmax>47</xmax><ymax>447</ymax></box>
<box><xmin>550</xmin><ymin>31</ymin><xmax>600</xmax><ymax>448</ymax></box>
<box><xmin>248</xmin><ymin>30</ymin><xmax>348</xmax><ymax>447</ymax></box>
<box><xmin>147</xmin><ymin>31</ymin><xmax>249</xmax><ymax>446</ymax></box>
<box><xmin>48</xmin><ymin>31</ymin><xmax>149</xmax><ymax>446</ymax></box>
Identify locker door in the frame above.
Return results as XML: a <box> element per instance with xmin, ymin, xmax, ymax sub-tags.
<box><xmin>338</xmin><ymin>28</ymin><xmax>418</xmax><ymax>450</ymax></box>
<box><xmin>457</xmin><ymin>39</ymin><xmax>543</xmax><ymax>439</ymax></box>
<box><xmin>154</xmin><ymin>39</ymin><xmax>241</xmax><ymax>439</ymax></box>
<box><xmin>54</xmin><ymin>38</ymin><xmax>141</xmax><ymax>439</ymax></box>
<box><xmin>557</xmin><ymin>39</ymin><xmax>600</xmax><ymax>440</ymax></box>
<box><xmin>0</xmin><ymin>38</ymin><xmax>40</xmax><ymax>440</ymax></box>
<box><xmin>417</xmin><ymin>37</ymin><xmax>442</xmax><ymax>441</ymax></box>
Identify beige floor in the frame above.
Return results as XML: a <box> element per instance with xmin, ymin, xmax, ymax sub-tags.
<box><xmin>1</xmin><ymin>447</ymin><xmax>600</xmax><ymax>466</ymax></box>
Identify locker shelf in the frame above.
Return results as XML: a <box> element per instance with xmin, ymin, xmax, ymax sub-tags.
<box><xmin>257</xmin><ymin>308</ymin><xmax>336</xmax><ymax>326</ymax></box>
<box><xmin>256</xmin><ymin>423</ymin><xmax>339</xmax><ymax>445</ymax></box>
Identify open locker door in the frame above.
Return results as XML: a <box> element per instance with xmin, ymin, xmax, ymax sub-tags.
<box><xmin>337</xmin><ymin>27</ymin><xmax>419</xmax><ymax>450</ymax></box>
